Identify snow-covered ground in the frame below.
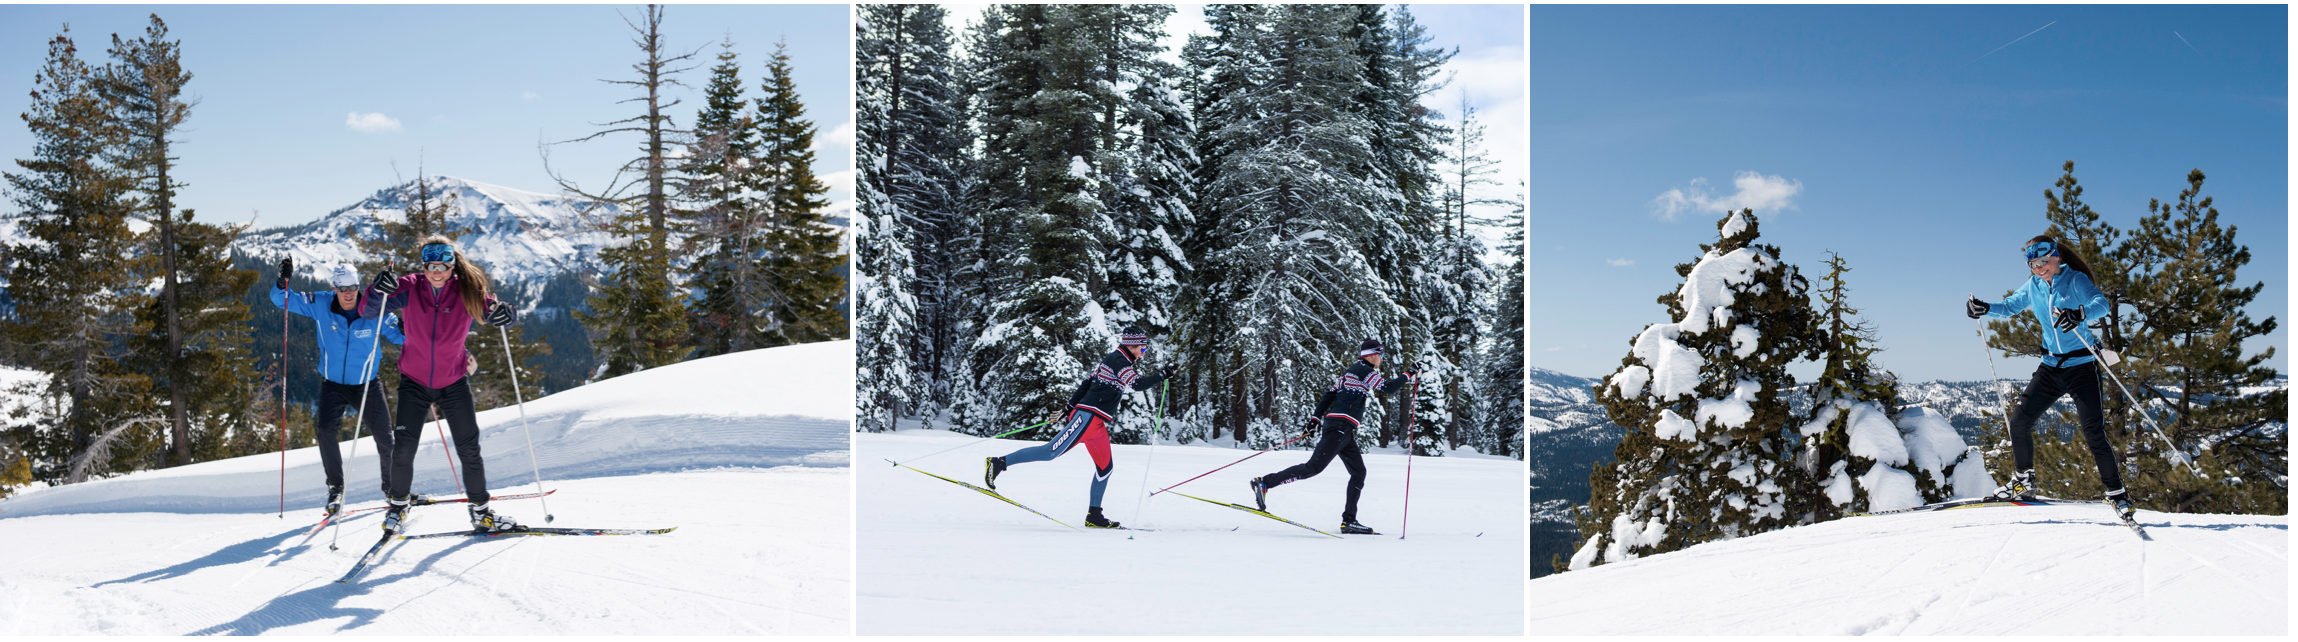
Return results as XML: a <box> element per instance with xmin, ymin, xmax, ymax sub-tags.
<box><xmin>857</xmin><ymin>429</ymin><xmax>1523</xmax><ymax>635</ymax></box>
<box><xmin>1527</xmin><ymin>503</ymin><xmax>2287</xmax><ymax>635</ymax></box>
<box><xmin>0</xmin><ymin>341</ymin><xmax>854</xmax><ymax>635</ymax></box>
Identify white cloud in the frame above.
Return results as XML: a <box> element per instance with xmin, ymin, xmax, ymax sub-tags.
<box><xmin>819</xmin><ymin>169</ymin><xmax>855</xmax><ymax>202</ymax></box>
<box><xmin>345</xmin><ymin>112</ymin><xmax>402</xmax><ymax>133</ymax></box>
<box><xmin>1651</xmin><ymin>171</ymin><xmax>1803</xmax><ymax>221</ymax></box>
<box><xmin>1606</xmin><ymin>258</ymin><xmax>1634</xmax><ymax>267</ymax></box>
<box><xmin>522</xmin><ymin>91</ymin><xmax>541</xmax><ymax>101</ymax></box>
<box><xmin>819</xmin><ymin>120</ymin><xmax>855</xmax><ymax>153</ymax></box>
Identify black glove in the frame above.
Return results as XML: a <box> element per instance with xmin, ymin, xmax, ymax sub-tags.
<box><xmin>1965</xmin><ymin>297</ymin><xmax>1989</xmax><ymax>320</ymax></box>
<box><xmin>1157</xmin><ymin>364</ymin><xmax>1176</xmax><ymax>380</ymax></box>
<box><xmin>276</xmin><ymin>257</ymin><xmax>293</xmax><ymax>290</ymax></box>
<box><xmin>1301</xmin><ymin>417</ymin><xmax>1321</xmax><ymax>440</ymax></box>
<box><xmin>370</xmin><ymin>268</ymin><xmax>400</xmax><ymax>296</ymax></box>
<box><xmin>1402</xmin><ymin>369</ymin><xmax>1418</xmax><ymax>380</ymax></box>
<box><xmin>483</xmin><ymin>299</ymin><xmax>516</xmax><ymax>327</ymax></box>
<box><xmin>2053</xmin><ymin>307</ymin><xmax>2084</xmax><ymax>333</ymax></box>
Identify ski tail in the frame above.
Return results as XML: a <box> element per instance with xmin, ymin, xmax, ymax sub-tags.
<box><xmin>336</xmin><ymin>514</ymin><xmax>419</xmax><ymax>584</ymax></box>
<box><xmin>1166</xmin><ymin>491</ymin><xmax>1342</xmax><ymax>538</ymax></box>
<box><xmin>890</xmin><ymin>460</ymin><xmax>1085</xmax><ymax>533</ymax></box>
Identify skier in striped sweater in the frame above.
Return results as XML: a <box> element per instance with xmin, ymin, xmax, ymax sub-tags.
<box><xmin>985</xmin><ymin>327</ymin><xmax>1172</xmax><ymax>529</ymax></box>
<box><xmin>1251</xmin><ymin>339</ymin><xmax>1414</xmax><ymax>535</ymax></box>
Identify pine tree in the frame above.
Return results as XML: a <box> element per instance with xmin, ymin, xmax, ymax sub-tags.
<box><xmin>100</xmin><ymin>14</ymin><xmax>210</xmax><ymax>467</ymax></box>
<box><xmin>749</xmin><ymin>40</ymin><xmax>847</xmax><ymax>348</ymax></box>
<box><xmin>1</xmin><ymin>27</ymin><xmax>161</xmax><ymax>484</ymax></box>
<box><xmin>551</xmin><ymin>4</ymin><xmax>698</xmax><ymax>379</ymax></box>
<box><xmin>1578</xmin><ymin>210</ymin><xmax>1818</xmax><ymax>566</ymax></box>
<box><xmin>2112</xmin><ymin>169</ymin><xmax>2284</xmax><ymax>514</ymax></box>
<box><xmin>676</xmin><ymin>37</ymin><xmax>763</xmax><ymax>358</ymax></box>
<box><xmin>122</xmin><ymin>208</ymin><xmax>257</xmax><ymax>468</ymax></box>
<box><xmin>1478</xmin><ymin>188</ymin><xmax>1527</xmax><ymax>459</ymax></box>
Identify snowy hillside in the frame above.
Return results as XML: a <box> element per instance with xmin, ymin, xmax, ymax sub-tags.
<box><xmin>1527</xmin><ymin>503</ymin><xmax>2287</xmax><ymax>635</ymax></box>
<box><xmin>233</xmin><ymin>176</ymin><xmax>617</xmax><ymax>302</ymax></box>
<box><xmin>858</xmin><ymin>430</ymin><xmax>1523</xmax><ymax>635</ymax></box>
<box><xmin>0</xmin><ymin>341</ymin><xmax>854</xmax><ymax>635</ymax></box>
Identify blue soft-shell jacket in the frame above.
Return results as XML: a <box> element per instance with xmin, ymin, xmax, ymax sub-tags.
<box><xmin>1985</xmin><ymin>269</ymin><xmax>2110</xmax><ymax>368</ymax></box>
<box><xmin>272</xmin><ymin>285</ymin><xmax>405</xmax><ymax>385</ymax></box>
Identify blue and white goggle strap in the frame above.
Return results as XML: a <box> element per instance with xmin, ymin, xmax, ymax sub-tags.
<box><xmin>2022</xmin><ymin>240</ymin><xmax>2057</xmax><ymax>262</ymax></box>
<box><xmin>420</xmin><ymin>243</ymin><xmax>457</xmax><ymax>264</ymax></box>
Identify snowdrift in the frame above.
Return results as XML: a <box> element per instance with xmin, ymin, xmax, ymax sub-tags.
<box><xmin>0</xmin><ymin>341</ymin><xmax>853</xmax><ymax>635</ymax></box>
<box><xmin>1</xmin><ymin>340</ymin><xmax>852</xmax><ymax>517</ymax></box>
<box><xmin>857</xmin><ymin>430</ymin><xmax>1523</xmax><ymax>635</ymax></box>
<box><xmin>1527</xmin><ymin>502</ymin><xmax>2287</xmax><ymax>635</ymax></box>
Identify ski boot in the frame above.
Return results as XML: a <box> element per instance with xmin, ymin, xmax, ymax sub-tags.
<box><xmin>1249</xmin><ymin>477</ymin><xmax>1269</xmax><ymax>512</ymax></box>
<box><xmin>984</xmin><ymin>456</ymin><xmax>1007</xmax><ymax>490</ymax></box>
<box><xmin>2106</xmin><ymin>487</ymin><xmax>2136</xmax><ymax>523</ymax></box>
<box><xmin>1987</xmin><ymin>469</ymin><xmax>2037</xmax><ymax>501</ymax></box>
<box><xmin>325</xmin><ymin>483</ymin><xmax>346</xmax><ymax>517</ymax></box>
<box><xmin>1340</xmin><ymin>520</ymin><xmax>1379</xmax><ymax>535</ymax></box>
<box><xmin>469</xmin><ymin>502</ymin><xmax>522</xmax><ymax>533</ymax></box>
<box><xmin>1085</xmin><ymin>506</ymin><xmax>1122</xmax><ymax>529</ymax></box>
<box><xmin>381</xmin><ymin>495</ymin><xmax>412</xmax><ymax>534</ymax></box>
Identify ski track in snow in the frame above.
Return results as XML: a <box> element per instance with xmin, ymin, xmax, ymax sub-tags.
<box><xmin>1525</xmin><ymin>504</ymin><xmax>2286</xmax><ymax>635</ymax></box>
<box><xmin>857</xmin><ymin>431</ymin><xmax>1523</xmax><ymax>635</ymax></box>
<box><xmin>0</xmin><ymin>342</ymin><xmax>854</xmax><ymax>635</ymax></box>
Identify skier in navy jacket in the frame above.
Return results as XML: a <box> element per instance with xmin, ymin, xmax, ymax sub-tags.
<box><xmin>984</xmin><ymin>327</ymin><xmax>1171</xmax><ymax>528</ymax></box>
<box><xmin>1965</xmin><ymin>236</ymin><xmax>2134</xmax><ymax>523</ymax></box>
<box><xmin>1252</xmin><ymin>338</ymin><xmax>1413</xmax><ymax>535</ymax></box>
<box><xmin>272</xmin><ymin>258</ymin><xmax>405</xmax><ymax>516</ymax></box>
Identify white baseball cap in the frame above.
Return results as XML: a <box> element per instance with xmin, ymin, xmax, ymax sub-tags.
<box><xmin>329</xmin><ymin>264</ymin><xmax>360</xmax><ymax>288</ymax></box>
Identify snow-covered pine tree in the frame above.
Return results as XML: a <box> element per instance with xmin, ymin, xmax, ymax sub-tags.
<box><xmin>1</xmin><ymin>28</ymin><xmax>161</xmax><ymax>484</ymax></box>
<box><xmin>1478</xmin><ymin>188</ymin><xmax>1527</xmax><ymax>459</ymax></box>
<box><xmin>1795</xmin><ymin>252</ymin><xmax>1979</xmax><ymax>520</ymax></box>
<box><xmin>1190</xmin><ymin>4</ymin><xmax>1399</xmax><ymax>447</ymax></box>
<box><xmin>953</xmin><ymin>5</ymin><xmax>1124</xmax><ymax>437</ymax></box>
<box><xmin>854</xmin><ymin>5</ymin><xmax>935</xmax><ymax>431</ymax></box>
<box><xmin>2113</xmin><ymin>169</ymin><xmax>2285</xmax><ymax>514</ymax></box>
<box><xmin>1575</xmin><ymin>210</ymin><xmax>1818</xmax><ymax>568</ymax></box>
<box><xmin>1172</xmin><ymin>3</ymin><xmax>1270</xmax><ymax>444</ymax></box>
<box><xmin>553</xmin><ymin>5</ymin><xmax>698</xmax><ymax>379</ymax></box>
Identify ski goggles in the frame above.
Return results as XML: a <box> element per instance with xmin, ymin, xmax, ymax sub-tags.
<box><xmin>2022</xmin><ymin>240</ymin><xmax>2057</xmax><ymax>262</ymax></box>
<box><xmin>420</xmin><ymin>243</ymin><xmax>457</xmax><ymax>265</ymax></box>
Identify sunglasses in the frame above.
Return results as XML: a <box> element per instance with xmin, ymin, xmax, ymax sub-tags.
<box><xmin>331</xmin><ymin>285</ymin><xmax>360</xmax><ymax>293</ymax></box>
<box><xmin>2027</xmin><ymin>257</ymin><xmax>2054</xmax><ymax>270</ymax></box>
<box><xmin>423</xmin><ymin>262</ymin><xmax>453</xmax><ymax>273</ymax></box>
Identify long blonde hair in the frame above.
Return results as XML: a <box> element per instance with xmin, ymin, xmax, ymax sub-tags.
<box><xmin>419</xmin><ymin>234</ymin><xmax>491</xmax><ymax>318</ymax></box>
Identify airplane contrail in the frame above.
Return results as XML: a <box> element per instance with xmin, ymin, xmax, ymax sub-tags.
<box><xmin>1958</xmin><ymin>20</ymin><xmax>2057</xmax><ymax>70</ymax></box>
<box><xmin>2175</xmin><ymin>31</ymin><xmax>2202</xmax><ymax>56</ymax></box>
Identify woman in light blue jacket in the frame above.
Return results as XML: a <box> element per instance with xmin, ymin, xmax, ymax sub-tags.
<box><xmin>272</xmin><ymin>259</ymin><xmax>405</xmax><ymax>516</ymax></box>
<box><xmin>1964</xmin><ymin>236</ymin><xmax>2132</xmax><ymax>522</ymax></box>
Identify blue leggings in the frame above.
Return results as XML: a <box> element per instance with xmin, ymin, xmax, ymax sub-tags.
<box><xmin>1003</xmin><ymin>409</ymin><xmax>1115</xmax><ymax>507</ymax></box>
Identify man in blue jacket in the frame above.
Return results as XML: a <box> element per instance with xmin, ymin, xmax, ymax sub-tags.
<box><xmin>272</xmin><ymin>258</ymin><xmax>405</xmax><ymax>516</ymax></box>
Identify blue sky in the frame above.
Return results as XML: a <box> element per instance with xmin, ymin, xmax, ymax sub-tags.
<box><xmin>1528</xmin><ymin>4</ymin><xmax>2286</xmax><ymax>383</ymax></box>
<box><xmin>0</xmin><ymin>4</ymin><xmax>852</xmax><ymax>230</ymax></box>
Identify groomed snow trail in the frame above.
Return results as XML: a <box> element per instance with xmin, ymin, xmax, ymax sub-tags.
<box><xmin>0</xmin><ymin>341</ymin><xmax>854</xmax><ymax>635</ymax></box>
<box><xmin>858</xmin><ymin>430</ymin><xmax>1523</xmax><ymax>635</ymax></box>
<box><xmin>1527</xmin><ymin>503</ymin><xmax>2286</xmax><ymax>635</ymax></box>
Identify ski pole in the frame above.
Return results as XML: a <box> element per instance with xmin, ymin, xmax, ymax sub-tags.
<box><xmin>278</xmin><ymin>278</ymin><xmax>291</xmax><ymax>519</ymax></box>
<box><xmin>1130</xmin><ymin>380</ymin><xmax>1167</xmax><ymax>527</ymax></box>
<box><xmin>433</xmin><ymin>407</ymin><xmax>463</xmax><ymax>494</ymax></box>
<box><xmin>2065</xmin><ymin>321</ymin><xmax>2201</xmax><ymax>477</ymax></box>
<box><xmin>887</xmin><ymin>420</ymin><xmax>1054</xmax><ymax>467</ymax></box>
<box><xmin>1972</xmin><ymin>301</ymin><xmax>2015</xmax><ymax>432</ymax></box>
<box><xmin>1148</xmin><ymin>430</ymin><xmax>1314</xmax><ymax>497</ymax></box>
<box><xmin>1399</xmin><ymin>374</ymin><xmax>1416</xmax><ymax>540</ymax></box>
<box><xmin>500</xmin><ymin>324</ymin><xmax>554</xmax><ymax>523</ymax></box>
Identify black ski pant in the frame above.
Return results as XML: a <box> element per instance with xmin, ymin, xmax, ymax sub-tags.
<box><xmin>2007</xmin><ymin>360</ymin><xmax>2124</xmax><ymax>492</ymax></box>
<box><xmin>314</xmin><ymin>379</ymin><xmax>395</xmax><ymax>491</ymax></box>
<box><xmin>385</xmin><ymin>376</ymin><xmax>491</xmax><ymax>505</ymax></box>
<box><xmin>1260</xmin><ymin>416</ymin><xmax>1367</xmax><ymax>523</ymax></box>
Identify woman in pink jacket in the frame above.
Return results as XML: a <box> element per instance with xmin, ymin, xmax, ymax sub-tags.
<box><xmin>359</xmin><ymin>235</ymin><xmax>520</xmax><ymax>533</ymax></box>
